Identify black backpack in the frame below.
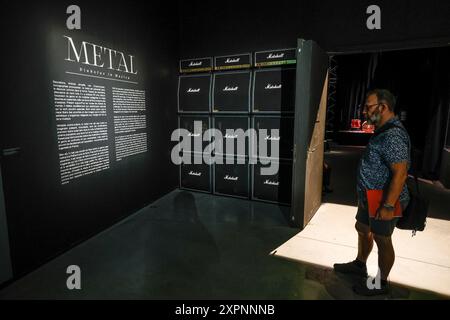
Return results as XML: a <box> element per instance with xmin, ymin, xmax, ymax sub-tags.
<box><xmin>370</xmin><ymin>122</ymin><xmax>429</xmax><ymax>236</ymax></box>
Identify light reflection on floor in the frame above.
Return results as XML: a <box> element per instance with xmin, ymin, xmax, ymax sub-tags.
<box><xmin>271</xmin><ymin>202</ymin><xmax>450</xmax><ymax>298</ymax></box>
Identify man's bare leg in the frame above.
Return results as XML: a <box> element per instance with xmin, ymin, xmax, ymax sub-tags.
<box><xmin>374</xmin><ymin>234</ymin><xmax>395</xmax><ymax>281</ymax></box>
<box><xmin>355</xmin><ymin>221</ymin><xmax>374</xmax><ymax>263</ymax></box>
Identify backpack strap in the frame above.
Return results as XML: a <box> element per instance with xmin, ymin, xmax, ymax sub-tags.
<box><xmin>372</xmin><ymin>122</ymin><xmax>420</xmax><ymax>197</ymax></box>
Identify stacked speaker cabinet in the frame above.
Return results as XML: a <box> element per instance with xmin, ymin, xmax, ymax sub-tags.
<box><xmin>178</xmin><ymin>51</ymin><xmax>297</xmax><ymax>205</ymax></box>
<box><xmin>252</xmin><ymin>160</ymin><xmax>293</xmax><ymax>205</ymax></box>
<box><xmin>178</xmin><ymin>58</ymin><xmax>213</xmax><ymax>192</ymax></box>
<box><xmin>212</xmin><ymin>53</ymin><xmax>252</xmax><ymax>199</ymax></box>
<box><xmin>178</xmin><ymin>115</ymin><xmax>211</xmax><ymax>192</ymax></box>
<box><xmin>251</xmin><ymin>48</ymin><xmax>296</xmax><ymax>205</ymax></box>
<box><xmin>253</xmin><ymin>67</ymin><xmax>296</xmax><ymax>113</ymax></box>
<box><xmin>213</xmin><ymin>116</ymin><xmax>250</xmax><ymax>198</ymax></box>
<box><xmin>213</xmin><ymin>156</ymin><xmax>250</xmax><ymax>199</ymax></box>
<box><xmin>212</xmin><ymin>70</ymin><xmax>252</xmax><ymax>113</ymax></box>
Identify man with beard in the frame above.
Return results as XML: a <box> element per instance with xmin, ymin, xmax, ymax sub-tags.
<box><xmin>334</xmin><ymin>89</ymin><xmax>411</xmax><ymax>296</ymax></box>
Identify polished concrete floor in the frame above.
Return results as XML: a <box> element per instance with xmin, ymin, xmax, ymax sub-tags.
<box><xmin>0</xmin><ymin>145</ymin><xmax>449</xmax><ymax>299</ymax></box>
<box><xmin>0</xmin><ymin>190</ymin><xmax>319</xmax><ymax>299</ymax></box>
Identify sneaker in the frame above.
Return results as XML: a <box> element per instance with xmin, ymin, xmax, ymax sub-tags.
<box><xmin>352</xmin><ymin>280</ymin><xmax>391</xmax><ymax>296</ymax></box>
<box><xmin>333</xmin><ymin>260</ymin><xmax>368</xmax><ymax>277</ymax></box>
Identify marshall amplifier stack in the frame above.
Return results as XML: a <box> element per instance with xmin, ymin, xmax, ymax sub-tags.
<box><xmin>178</xmin><ymin>58</ymin><xmax>213</xmax><ymax>192</ymax></box>
<box><xmin>251</xmin><ymin>48</ymin><xmax>296</xmax><ymax>204</ymax></box>
<box><xmin>212</xmin><ymin>53</ymin><xmax>252</xmax><ymax>198</ymax></box>
<box><xmin>178</xmin><ymin>49</ymin><xmax>296</xmax><ymax>205</ymax></box>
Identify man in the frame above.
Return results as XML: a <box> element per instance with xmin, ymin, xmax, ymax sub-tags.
<box><xmin>334</xmin><ymin>89</ymin><xmax>410</xmax><ymax>296</ymax></box>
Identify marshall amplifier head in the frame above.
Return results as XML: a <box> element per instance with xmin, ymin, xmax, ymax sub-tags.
<box><xmin>180</xmin><ymin>57</ymin><xmax>213</xmax><ymax>73</ymax></box>
<box><xmin>214</xmin><ymin>53</ymin><xmax>252</xmax><ymax>71</ymax></box>
<box><xmin>213</xmin><ymin>116</ymin><xmax>249</xmax><ymax>157</ymax></box>
<box><xmin>252</xmin><ymin>160</ymin><xmax>293</xmax><ymax>205</ymax></box>
<box><xmin>180</xmin><ymin>153</ymin><xmax>211</xmax><ymax>193</ymax></box>
<box><xmin>178</xmin><ymin>115</ymin><xmax>211</xmax><ymax>154</ymax></box>
<box><xmin>178</xmin><ymin>74</ymin><xmax>211</xmax><ymax>113</ymax></box>
<box><xmin>254</xmin><ymin>48</ymin><xmax>296</xmax><ymax>68</ymax></box>
<box><xmin>212</xmin><ymin>71</ymin><xmax>251</xmax><ymax>113</ymax></box>
<box><xmin>214</xmin><ymin>157</ymin><xmax>249</xmax><ymax>199</ymax></box>
<box><xmin>252</xmin><ymin>116</ymin><xmax>294</xmax><ymax>160</ymax></box>
<box><xmin>253</xmin><ymin>68</ymin><xmax>296</xmax><ymax>113</ymax></box>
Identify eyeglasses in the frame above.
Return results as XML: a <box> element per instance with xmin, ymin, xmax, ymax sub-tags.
<box><xmin>363</xmin><ymin>103</ymin><xmax>380</xmax><ymax>112</ymax></box>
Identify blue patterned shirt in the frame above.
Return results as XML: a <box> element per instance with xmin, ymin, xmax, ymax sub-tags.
<box><xmin>357</xmin><ymin>116</ymin><xmax>410</xmax><ymax>206</ymax></box>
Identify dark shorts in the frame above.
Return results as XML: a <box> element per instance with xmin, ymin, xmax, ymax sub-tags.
<box><xmin>355</xmin><ymin>197</ymin><xmax>400</xmax><ymax>237</ymax></box>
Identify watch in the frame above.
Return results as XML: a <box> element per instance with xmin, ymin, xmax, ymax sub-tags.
<box><xmin>382</xmin><ymin>203</ymin><xmax>395</xmax><ymax>210</ymax></box>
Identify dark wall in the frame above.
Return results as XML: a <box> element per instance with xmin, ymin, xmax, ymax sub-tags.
<box><xmin>179</xmin><ymin>0</ymin><xmax>308</xmax><ymax>58</ymax></box>
<box><xmin>0</xmin><ymin>0</ymin><xmax>179</xmax><ymax>277</ymax></box>
<box><xmin>180</xmin><ymin>0</ymin><xmax>450</xmax><ymax>57</ymax></box>
<box><xmin>304</xmin><ymin>0</ymin><xmax>450</xmax><ymax>52</ymax></box>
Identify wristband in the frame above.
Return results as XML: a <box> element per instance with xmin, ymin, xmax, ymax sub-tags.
<box><xmin>382</xmin><ymin>203</ymin><xmax>395</xmax><ymax>210</ymax></box>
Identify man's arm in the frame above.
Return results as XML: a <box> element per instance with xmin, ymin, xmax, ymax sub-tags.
<box><xmin>376</xmin><ymin>162</ymin><xmax>408</xmax><ymax>220</ymax></box>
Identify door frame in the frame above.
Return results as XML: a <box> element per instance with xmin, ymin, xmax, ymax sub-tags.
<box><xmin>290</xmin><ymin>39</ymin><xmax>330</xmax><ymax>229</ymax></box>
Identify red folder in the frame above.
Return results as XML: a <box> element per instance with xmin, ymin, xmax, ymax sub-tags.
<box><xmin>366</xmin><ymin>190</ymin><xmax>402</xmax><ymax>218</ymax></box>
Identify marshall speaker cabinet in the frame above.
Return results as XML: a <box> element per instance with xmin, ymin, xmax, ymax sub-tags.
<box><xmin>180</xmin><ymin>153</ymin><xmax>212</xmax><ymax>193</ymax></box>
<box><xmin>214</xmin><ymin>156</ymin><xmax>250</xmax><ymax>199</ymax></box>
<box><xmin>178</xmin><ymin>115</ymin><xmax>210</xmax><ymax>154</ymax></box>
<box><xmin>213</xmin><ymin>116</ymin><xmax>250</xmax><ymax>157</ymax></box>
<box><xmin>178</xmin><ymin>74</ymin><xmax>212</xmax><ymax>113</ymax></box>
<box><xmin>252</xmin><ymin>160</ymin><xmax>293</xmax><ymax>205</ymax></box>
<box><xmin>252</xmin><ymin>68</ymin><xmax>296</xmax><ymax>113</ymax></box>
<box><xmin>212</xmin><ymin>70</ymin><xmax>251</xmax><ymax>113</ymax></box>
<box><xmin>252</xmin><ymin>116</ymin><xmax>294</xmax><ymax>160</ymax></box>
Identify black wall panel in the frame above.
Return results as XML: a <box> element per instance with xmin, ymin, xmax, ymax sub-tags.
<box><xmin>0</xmin><ymin>0</ymin><xmax>179</xmax><ymax>277</ymax></box>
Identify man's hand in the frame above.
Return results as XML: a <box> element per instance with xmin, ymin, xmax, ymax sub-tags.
<box><xmin>375</xmin><ymin>207</ymin><xmax>394</xmax><ymax>221</ymax></box>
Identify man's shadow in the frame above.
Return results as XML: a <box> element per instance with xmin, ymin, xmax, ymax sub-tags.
<box><xmin>304</xmin><ymin>265</ymin><xmax>411</xmax><ymax>300</ymax></box>
<box><xmin>144</xmin><ymin>191</ymin><xmax>220</xmax><ymax>299</ymax></box>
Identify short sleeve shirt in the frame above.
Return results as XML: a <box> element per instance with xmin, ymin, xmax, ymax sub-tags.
<box><xmin>357</xmin><ymin>117</ymin><xmax>410</xmax><ymax>205</ymax></box>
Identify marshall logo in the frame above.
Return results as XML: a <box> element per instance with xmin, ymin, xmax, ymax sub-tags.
<box><xmin>224</xmin><ymin>133</ymin><xmax>238</xmax><ymax>139</ymax></box>
<box><xmin>63</xmin><ymin>35</ymin><xmax>138</xmax><ymax>75</ymax></box>
<box><xmin>187</xmin><ymin>88</ymin><xmax>201</xmax><ymax>93</ymax></box>
<box><xmin>188</xmin><ymin>171</ymin><xmax>202</xmax><ymax>176</ymax></box>
<box><xmin>265</xmin><ymin>135</ymin><xmax>281</xmax><ymax>141</ymax></box>
<box><xmin>265</xmin><ymin>84</ymin><xmax>282</xmax><ymax>90</ymax></box>
<box><xmin>267</xmin><ymin>53</ymin><xmax>284</xmax><ymax>59</ymax></box>
<box><xmin>224</xmin><ymin>175</ymin><xmax>239</xmax><ymax>181</ymax></box>
<box><xmin>223</xmin><ymin>86</ymin><xmax>238</xmax><ymax>92</ymax></box>
<box><xmin>264</xmin><ymin>179</ymin><xmax>279</xmax><ymax>186</ymax></box>
<box><xmin>189</xmin><ymin>61</ymin><xmax>203</xmax><ymax>67</ymax></box>
<box><xmin>188</xmin><ymin>132</ymin><xmax>201</xmax><ymax>137</ymax></box>
<box><xmin>225</xmin><ymin>58</ymin><xmax>240</xmax><ymax>64</ymax></box>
